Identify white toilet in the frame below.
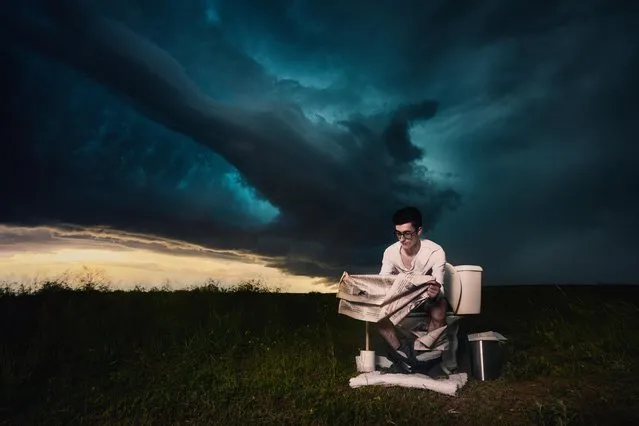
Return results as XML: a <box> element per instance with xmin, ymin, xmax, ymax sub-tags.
<box><xmin>443</xmin><ymin>263</ymin><xmax>484</xmax><ymax>315</ymax></box>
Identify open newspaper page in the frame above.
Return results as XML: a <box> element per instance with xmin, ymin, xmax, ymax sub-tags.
<box><xmin>335</xmin><ymin>272</ymin><xmax>395</xmax><ymax>305</ymax></box>
<box><xmin>413</xmin><ymin>325</ymin><xmax>448</xmax><ymax>351</ymax></box>
<box><xmin>336</xmin><ymin>272</ymin><xmax>436</xmax><ymax>324</ymax></box>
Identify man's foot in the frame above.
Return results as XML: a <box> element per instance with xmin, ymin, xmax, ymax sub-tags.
<box><xmin>384</xmin><ymin>351</ymin><xmax>412</xmax><ymax>373</ymax></box>
<box><xmin>384</xmin><ymin>338</ymin><xmax>417</xmax><ymax>373</ymax></box>
<box><xmin>396</xmin><ymin>339</ymin><xmax>416</xmax><ymax>364</ymax></box>
<box><xmin>385</xmin><ymin>362</ymin><xmax>411</xmax><ymax>374</ymax></box>
<box><xmin>423</xmin><ymin>362</ymin><xmax>450</xmax><ymax>379</ymax></box>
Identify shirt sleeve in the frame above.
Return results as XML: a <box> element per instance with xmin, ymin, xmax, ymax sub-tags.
<box><xmin>430</xmin><ymin>248</ymin><xmax>447</xmax><ymax>296</ymax></box>
<box><xmin>379</xmin><ymin>249</ymin><xmax>397</xmax><ymax>275</ymax></box>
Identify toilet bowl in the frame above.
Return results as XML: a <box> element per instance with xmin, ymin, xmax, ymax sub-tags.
<box><xmin>443</xmin><ymin>263</ymin><xmax>483</xmax><ymax>315</ymax></box>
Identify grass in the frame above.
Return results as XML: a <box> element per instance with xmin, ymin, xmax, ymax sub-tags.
<box><xmin>1</xmin><ymin>280</ymin><xmax>639</xmax><ymax>425</ymax></box>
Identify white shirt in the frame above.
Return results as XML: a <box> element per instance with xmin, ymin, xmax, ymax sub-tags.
<box><xmin>379</xmin><ymin>239</ymin><xmax>447</xmax><ymax>296</ymax></box>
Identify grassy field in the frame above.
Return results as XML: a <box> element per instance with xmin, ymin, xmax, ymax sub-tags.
<box><xmin>1</xmin><ymin>280</ymin><xmax>638</xmax><ymax>425</ymax></box>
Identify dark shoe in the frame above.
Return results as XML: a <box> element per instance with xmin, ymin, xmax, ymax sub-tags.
<box><xmin>410</xmin><ymin>356</ymin><xmax>444</xmax><ymax>376</ymax></box>
<box><xmin>396</xmin><ymin>339</ymin><xmax>417</xmax><ymax>365</ymax></box>
<box><xmin>387</xmin><ymin>345</ymin><xmax>412</xmax><ymax>373</ymax></box>
<box><xmin>424</xmin><ymin>362</ymin><xmax>450</xmax><ymax>379</ymax></box>
<box><xmin>384</xmin><ymin>349</ymin><xmax>412</xmax><ymax>373</ymax></box>
<box><xmin>384</xmin><ymin>339</ymin><xmax>417</xmax><ymax>373</ymax></box>
<box><xmin>381</xmin><ymin>361</ymin><xmax>412</xmax><ymax>374</ymax></box>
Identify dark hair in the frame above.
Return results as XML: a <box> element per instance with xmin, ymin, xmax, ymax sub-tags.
<box><xmin>392</xmin><ymin>206</ymin><xmax>422</xmax><ymax>230</ymax></box>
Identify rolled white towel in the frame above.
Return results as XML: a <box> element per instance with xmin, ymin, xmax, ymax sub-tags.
<box><xmin>348</xmin><ymin>371</ymin><xmax>468</xmax><ymax>396</ymax></box>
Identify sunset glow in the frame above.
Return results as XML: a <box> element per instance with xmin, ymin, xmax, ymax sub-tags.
<box><xmin>0</xmin><ymin>225</ymin><xmax>333</xmax><ymax>293</ymax></box>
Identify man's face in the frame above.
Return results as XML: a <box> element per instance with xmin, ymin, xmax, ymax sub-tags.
<box><xmin>394</xmin><ymin>222</ymin><xmax>422</xmax><ymax>250</ymax></box>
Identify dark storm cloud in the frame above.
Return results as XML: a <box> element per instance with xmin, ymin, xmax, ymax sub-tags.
<box><xmin>418</xmin><ymin>3</ymin><xmax>639</xmax><ymax>284</ymax></box>
<box><xmin>2</xmin><ymin>0</ymin><xmax>638</xmax><ymax>285</ymax></box>
<box><xmin>1</xmin><ymin>0</ymin><xmax>458</xmax><ymax>281</ymax></box>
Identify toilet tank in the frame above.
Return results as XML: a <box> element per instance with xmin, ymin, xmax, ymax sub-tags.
<box><xmin>443</xmin><ymin>264</ymin><xmax>483</xmax><ymax>315</ymax></box>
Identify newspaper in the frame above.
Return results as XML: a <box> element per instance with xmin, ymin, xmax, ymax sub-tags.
<box><xmin>336</xmin><ymin>272</ymin><xmax>437</xmax><ymax>325</ymax></box>
<box><xmin>411</xmin><ymin>315</ymin><xmax>462</xmax><ymax>351</ymax></box>
<box><xmin>413</xmin><ymin>325</ymin><xmax>448</xmax><ymax>350</ymax></box>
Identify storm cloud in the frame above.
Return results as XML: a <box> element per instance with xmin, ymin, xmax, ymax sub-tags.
<box><xmin>1</xmin><ymin>0</ymin><xmax>638</xmax><ymax>285</ymax></box>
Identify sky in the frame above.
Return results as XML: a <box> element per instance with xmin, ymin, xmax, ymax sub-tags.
<box><xmin>1</xmin><ymin>0</ymin><xmax>638</xmax><ymax>292</ymax></box>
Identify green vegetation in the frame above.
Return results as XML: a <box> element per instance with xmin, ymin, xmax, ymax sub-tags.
<box><xmin>1</xmin><ymin>280</ymin><xmax>638</xmax><ymax>425</ymax></box>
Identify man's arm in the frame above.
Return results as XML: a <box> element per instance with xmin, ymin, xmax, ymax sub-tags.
<box><xmin>379</xmin><ymin>250</ymin><xmax>397</xmax><ymax>275</ymax></box>
<box><xmin>430</xmin><ymin>248</ymin><xmax>446</xmax><ymax>298</ymax></box>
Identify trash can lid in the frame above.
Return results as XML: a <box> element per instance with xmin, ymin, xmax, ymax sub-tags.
<box><xmin>454</xmin><ymin>265</ymin><xmax>483</xmax><ymax>272</ymax></box>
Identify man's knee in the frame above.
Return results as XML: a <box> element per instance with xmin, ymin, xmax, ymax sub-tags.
<box><xmin>428</xmin><ymin>298</ymin><xmax>447</xmax><ymax>322</ymax></box>
<box><xmin>376</xmin><ymin>318</ymin><xmax>391</xmax><ymax>330</ymax></box>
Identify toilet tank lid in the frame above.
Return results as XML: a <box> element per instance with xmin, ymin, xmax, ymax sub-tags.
<box><xmin>454</xmin><ymin>265</ymin><xmax>483</xmax><ymax>272</ymax></box>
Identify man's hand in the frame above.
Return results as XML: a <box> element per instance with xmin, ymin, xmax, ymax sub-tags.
<box><xmin>427</xmin><ymin>282</ymin><xmax>441</xmax><ymax>299</ymax></box>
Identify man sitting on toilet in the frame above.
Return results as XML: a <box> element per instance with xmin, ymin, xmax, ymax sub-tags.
<box><xmin>376</xmin><ymin>206</ymin><xmax>448</xmax><ymax>372</ymax></box>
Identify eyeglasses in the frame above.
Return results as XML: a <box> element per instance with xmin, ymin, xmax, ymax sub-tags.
<box><xmin>394</xmin><ymin>230</ymin><xmax>416</xmax><ymax>240</ymax></box>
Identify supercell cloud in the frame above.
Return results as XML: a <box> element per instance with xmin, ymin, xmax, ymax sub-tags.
<box><xmin>1</xmin><ymin>0</ymin><xmax>638</xmax><ymax>285</ymax></box>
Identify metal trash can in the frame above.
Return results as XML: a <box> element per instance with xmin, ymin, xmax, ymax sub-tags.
<box><xmin>469</xmin><ymin>339</ymin><xmax>505</xmax><ymax>381</ymax></box>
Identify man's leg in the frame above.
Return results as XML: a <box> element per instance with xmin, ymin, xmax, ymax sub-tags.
<box><xmin>377</xmin><ymin>318</ymin><xmax>401</xmax><ymax>350</ymax></box>
<box><xmin>377</xmin><ymin>298</ymin><xmax>446</xmax><ymax>350</ymax></box>
<box><xmin>376</xmin><ymin>318</ymin><xmax>417</xmax><ymax>373</ymax></box>
<box><xmin>426</xmin><ymin>298</ymin><xmax>447</xmax><ymax>332</ymax></box>
<box><xmin>426</xmin><ymin>298</ymin><xmax>461</xmax><ymax>375</ymax></box>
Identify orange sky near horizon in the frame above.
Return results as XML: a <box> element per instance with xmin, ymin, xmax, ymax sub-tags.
<box><xmin>0</xmin><ymin>225</ymin><xmax>336</xmax><ymax>293</ymax></box>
